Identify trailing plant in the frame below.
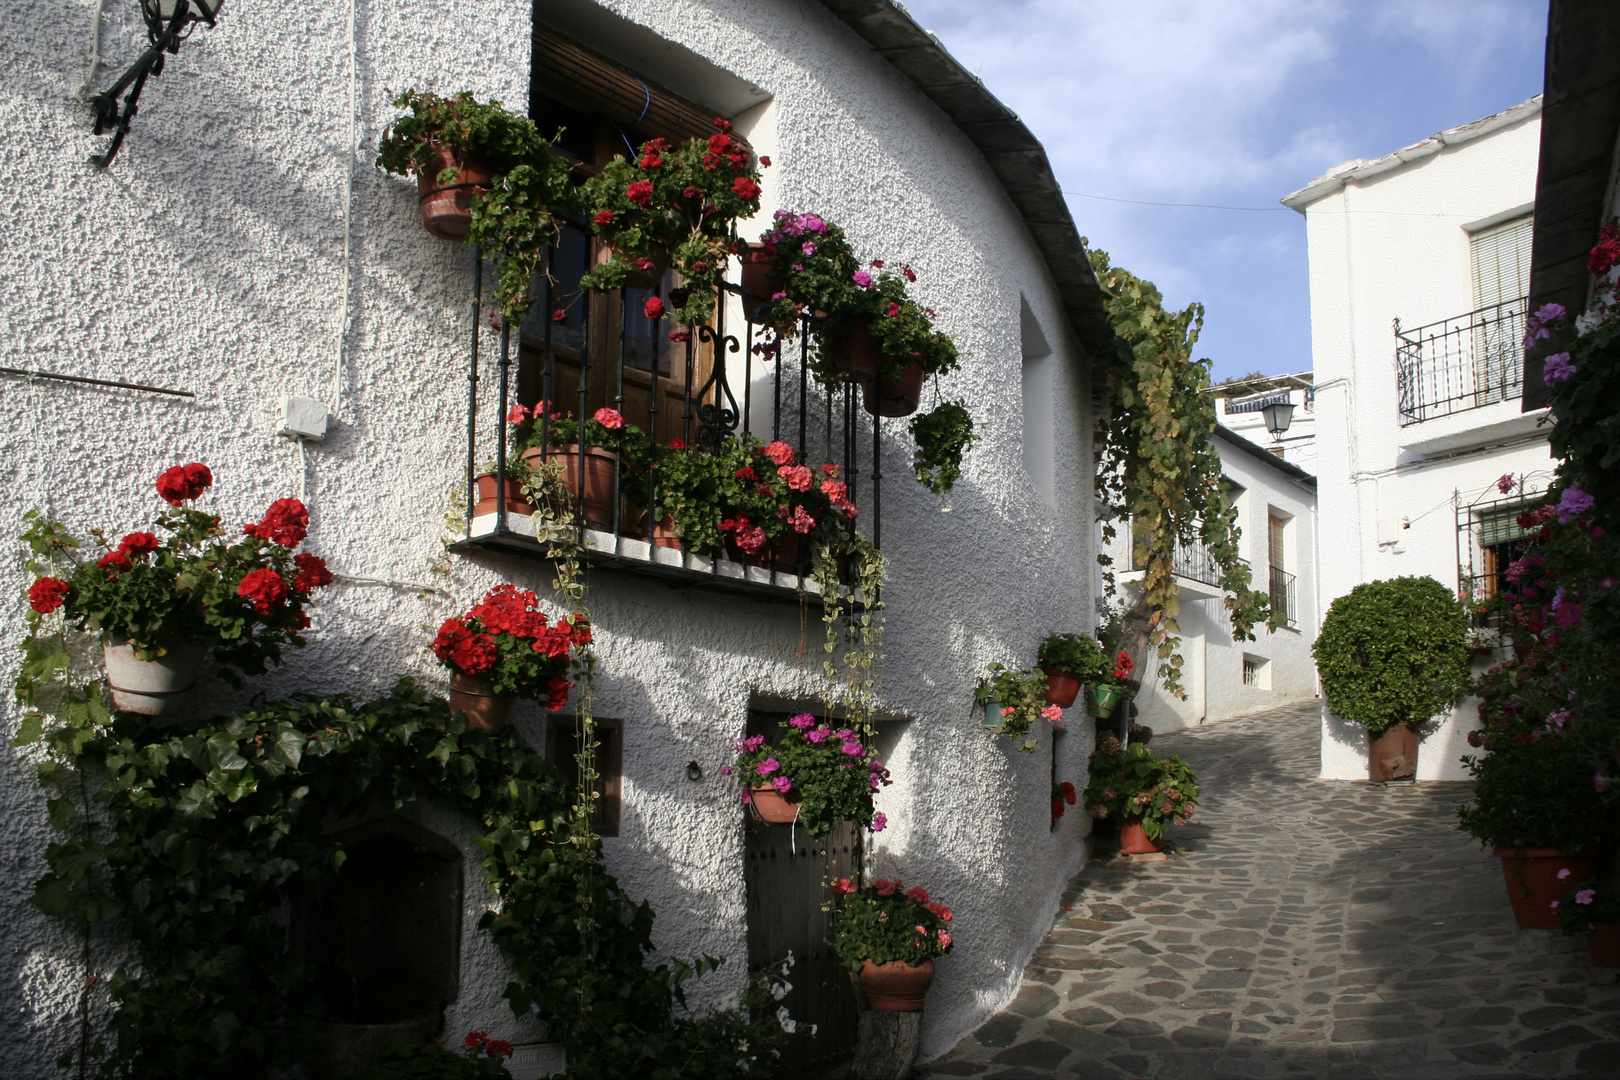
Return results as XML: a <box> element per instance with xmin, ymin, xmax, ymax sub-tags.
<box><xmin>580</xmin><ymin>118</ymin><xmax>767</xmax><ymax>326</ymax></box>
<box><xmin>1087</xmin><ymin>246</ymin><xmax>1272</xmax><ymax>697</ymax></box>
<box><xmin>974</xmin><ymin>663</ymin><xmax>1061</xmax><ymax>752</ymax></box>
<box><xmin>816</xmin><ymin>530</ymin><xmax>886</xmax><ymax>746</ymax></box>
<box><xmin>376</xmin><ymin>90</ymin><xmax>553</xmax><ymax>181</ymax></box>
<box><xmin>830</xmin><ymin>877</ymin><xmax>954</xmax><ymax>969</ymax></box>
<box><xmin>908</xmin><ymin>400</ymin><xmax>976</xmax><ymax>496</ymax></box>
<box><xmin>1556</xmin><ymin>878</ymin><xmax>1620</xmax><ymax>934</ymax></box>
<box><xmin>1036</xmin><ymin>632</ymin><xmax>1109</xmax><ymax>681</ymax></box>
<box><xmin>18</xmin><ymin>463</ymin><xmax>332</xmax><ymax>691</ymax></box>
<box><xmin>467</xmin><ymin>148</ymin><xmax>577</xmax><ymax>323</ymax></box>
<box><xmin>1312</xmin><ymin>576</ymin><xmax>1469</xmax><ymax>734</ymax></box>
<box><xmin>430</xmin><ymin>583</ymin><xmax>590</xmax><ymax>703</ymax></box>
<box><xmin>725</xmin><ymin>714</ymin><xmax>892</xmax><ymax>838</ymax></box>
<box><xmin>1084</xmin><ymin>743</ymin><xmax>1199</xmax><ymax>841</ymax></box>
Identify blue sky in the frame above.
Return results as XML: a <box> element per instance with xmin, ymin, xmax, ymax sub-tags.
<box><xmin>898</xmin><ymin>0</ymin><xmax>1549</xmax><ymax>382</ymax></box>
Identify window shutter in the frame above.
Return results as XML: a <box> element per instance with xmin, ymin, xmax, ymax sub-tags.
<box><xmin>1471</xmin><ymin>215</ymin><xmax>1533</xmax><ymax>311</ymax></box>
<box><xmin>1477</xmin><ymin>503</ymin><xmax>1541</xmax><ymax>548</ymax></box>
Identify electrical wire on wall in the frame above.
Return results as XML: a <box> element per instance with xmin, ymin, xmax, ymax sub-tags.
<box><xmin>76</xmin><ymin>0</ymin><xmax>106</xmax><ymax>100</ymax></box>
<box><xmin>331</xmin><ymin>0</ymin><xmax>358</xmax><ymax>414</ymax></box>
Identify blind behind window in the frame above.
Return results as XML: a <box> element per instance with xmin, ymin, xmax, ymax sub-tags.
<box><xmin>1471</xmin><ymin>214</ymin><xmax>1533</xmax><ymax>311</ymax></box>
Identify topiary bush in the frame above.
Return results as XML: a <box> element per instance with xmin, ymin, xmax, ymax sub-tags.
<box><xmin>1312</xmin><ymin>575</ymin><xmax>1469</xmax><ymax>733</ymax></box>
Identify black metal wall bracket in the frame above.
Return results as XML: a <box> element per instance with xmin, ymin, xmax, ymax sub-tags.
<box><xmin>87</xmin><ymin>3</ymin><xmax>219</xmax><ymax>169</ymax></box>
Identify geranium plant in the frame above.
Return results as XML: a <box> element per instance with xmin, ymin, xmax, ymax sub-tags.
<box><xmin>1051</xmin><ymin>781</ymin><xmax>1077</xmax><ymax>822</ymax></box>
<box><xmin>753</xmin><ymin>210</ymin><xmax>864</xmax><ymax>337</ymax></box>
<box><xmin>1098</xmin><ymin>649</ymin><xmax>1135</xmax><ymax>689</ymax></box>
<box><xmin>852</xmin><ymin>263</ymin><xmax>961</xmax><ymax>383</ymax></box>
<box><xmin>1556</xmin><ymin>878</ymin><xmax>1620</xmax><ymax>934</ymax></box>
<box><xmin>830</xmin><ymin>877</ymin><xmax>954</xmax><ymax>971</ymax></box>
<box><xmin>431</xmin><ymin>584</ymin><xmax>590</xmax><ymax>706</ymax></box>
<box><xmin>19</xmin><ymin>463</ymin><xmax>332</xmax><ymax>683</ymax></box>
<box><xmin>1084</xmin><ymin>744</ymin><xmax>1200</xmax><ymax>842</ymax></box>
<box><xmin>581</xmin><ymin>117</ymin><xmax>767</xmax><ymax>325</ymax></box>
<box><xmin>975</xmin><ymin>663</ymin><xmax>1062</xmax><ymax>752</ymax></box>
<box><xmin>365</xmin><ymin>1031</ymin><xmax>515</xmax><ymax>1079</ymax></box>
<box><xmin>724</xmin><ymin>715</ymin><xmax>892</xmax><ymax>839</ymax></box>
<box><xmin>1456</xmin><ymin>728</ymin><xmax>1615</xmax><ymax>851</ymax></box>
<box><xmin>1037</xmin><ymin>632</ymin><xmax>1110</xmax><ymax>681</ymax></box>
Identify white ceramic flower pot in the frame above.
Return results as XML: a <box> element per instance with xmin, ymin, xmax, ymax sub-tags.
<box><xmin>102</xmin><ymin>641</ymin><xmax>206</xmax><ymax>715</ymax></box>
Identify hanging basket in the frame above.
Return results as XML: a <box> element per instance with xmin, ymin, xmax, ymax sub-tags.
<box><xmin>1086</xmin><ymin>684</ymin><xmax>1123</xmax><ymax>719</ymax></box>
<box><xmin>416</xmin><ymin>144</ymin><xmax>492</xmax><ymax>241</ymax></box>
<box><xmin>747</xmin><ymin>786</ymin><xmax>800</xmax><ymax>824</ymax></box>
<box><xmin>860</xmin><ymin>358</ymin><xmax>926</xmax><ymax>418</ymax></box>
<box><xmin>1043</xmin><ymin>670</ymin><xmax>1081</xmax><ymax>708</ymax></box>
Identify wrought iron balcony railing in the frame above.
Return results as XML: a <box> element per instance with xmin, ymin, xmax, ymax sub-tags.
<box><xmin>1269</xmin><ymin>565</ymin><xmax>1297</xmax><ymax>628</ymax></box>
<box><xmin>1394</xmin><ymin>297</ymin><xmax>1527</xmax><ymax>425</ymax></box>
<box><xmin>1131</xmin><ymin>529</ymin><xmax>1223</xmax><ymax>589</ymax></box>
<box><xmin>448</xmin><ymin>239</ymin><xmax>882</xmax><ymax>604</ymax></box>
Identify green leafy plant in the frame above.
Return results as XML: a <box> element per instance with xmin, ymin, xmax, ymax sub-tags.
<box><xmin>376</xmin><ymin>90</ymin><xmax>552</xmax><ymax>181</ymax></box>
<box><xmin>1084</xmin><ymin>743</ymin><xmax>1200</xmax><ymax>841</ymax></box>
<box><xmin>908</xmin><ymin>400</ymin><xmax>977</xmax><ymax>496</ymax></box>
<box><xmin>1456</xmin><ymin>731</ymin><xmax>1615</xmax><ymax>850</ymax></box>
<box><xmin>975</xmin><ymin>663</ymin><xmax>1060</xmax><ymax>752</ymax></box>
<box><xmin>18</xmin><ymin>463</ymin><xmax>332</xmax><ymax>692</ymax></box>
<box><xmin>467</xmin><ymin>152</ymin><xmax>577</xmax><ymax>322</ymax></box>
<box><xmin>830</xmin><ymin>877</ymin><xmax>954</xmax><ymax>970</ymax></box>
<box><xmin>1036</xmin><ymin>632</ymin><xmax>1109</xmax><ymax>681</ymax></box>
<box><xmin>429</xmin><ymin>583</ymin><xmax>589</xmax><ymax>702</ymax></box>
<box><xmin>753</xmin><ymin>211</ymin><xmax>864</xmax><ymax>339</ymax></box>
<box><xmin>1556</xmin><ymin>878</ymin><xmax>1620</xmax><ymax>934</ymax></box>
<box><xmin>580</xmin><ymin>118</ymin><xmax>767</xmax><ymax>325</ymax></box>
<box><xmin>726</xmin><ymin>714</ymin><xmax>892</xmax><ymax>839</ymax></box>
<box><xmin>1312</xmin><ymin>576</ymin><xmax>1469</xmax><ymax>734</ymax></box>
<box><xmin>364</xmin><ymin>1032</ymin><xmax>514</xmax><ymax>1079</ymax></box>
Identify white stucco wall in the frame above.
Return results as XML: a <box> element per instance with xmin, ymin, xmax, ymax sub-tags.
<box><xmin>1217</xmin><ymin>387</ymin><xmax>1317</xmax><ymax>473</ymax></box>
<box><xmin>1109</xmin><ymin>430</ymin><xmax>1319</xmax><ymax>734</ymax></box>
<box><xmin>1290</xmin><ymin>101</ymin><xmax>1555</xmax><ymax>781</ymax></box>
<box><xmin>0</xmin><ymin>0</ymin><xmax>1099</xmax><ymax>1071</ymax></box>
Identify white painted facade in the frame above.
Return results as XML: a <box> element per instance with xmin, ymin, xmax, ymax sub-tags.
<box><xmin>1216</xmin><ymin>381</ymin><xmax>1318</xmax><ymax>474</ymax></box>
<box><xmin>1283</xmin><ymin>98</ymin><xmax>1556</xmax><ymax>782</ymax></box>
<box><xmin>1108</xmin><ymin>428</ymin><xmax>1319</xmax><ymax>735</ymax></box>
<box><xmin>0</xmin><ymin>0</ymin><xmax>1107</xmax><ymax>1071</ymax></box>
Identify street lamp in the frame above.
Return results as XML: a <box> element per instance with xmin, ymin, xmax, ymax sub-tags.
<box><xmin>88</xmin><ymin>0</ymin><xmax>225</xmax><ymax>168</ymax></box>
<box><xmin>1261</xmin><ymin>399</ymin><xmax>1296</xmax><ymax>442</ymax></box>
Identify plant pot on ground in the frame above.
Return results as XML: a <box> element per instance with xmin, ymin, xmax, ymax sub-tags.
<box><xmin>1119</xmin><ymin>815</ymin><xmax>1160</xmax><ymax>855</ymax></box>
<box><xmin>1313</xmin><ymin>575</ymin><xmax>1469</xmax><ymax>781</ymax></box>
<box><xmin>727</xmin><ymin>714</ymin><xmax>892</xmax><ymax>838</ymax></box>
<box><xmin>1557</xmin><ymin>879</ymin><xmax>1620</xmax><ymax>959</ymax></box>
<box><xmin>432</xmin><ymin>585</ymin><xmax>589</xmax><ymax>729</ymax></box>
<box><xmin>1366</xmin><ymin>722</ymin><xmax>1418</xmax><ymax>782</ymax></box>
<box><xmin>1037</xmin><ymin>632</ymin><xmax>1111</xmax><ymax>710</ymax></box>
<box><xmin>832</xmin><ymin>878</ymin><xmax>954</xmax><ymax>1011</ymax></box>
<box><xmin>1085</xmin><ymin>743</ymin><xmax>1200</xmax><ymax>851</ymax></box>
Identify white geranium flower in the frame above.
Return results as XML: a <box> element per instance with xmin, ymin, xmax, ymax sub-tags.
<box><xmin>776</xmin><ymin>1006</ymin><xmax>797</xmax><ymax>1034</ymax></box>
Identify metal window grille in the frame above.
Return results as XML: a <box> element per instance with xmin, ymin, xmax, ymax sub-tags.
<box><xmin>1242</xmin><ymin>657</ymin><xmax>1261</xmax><ymax>687</ymax></box>
<box><xmin>1394</xmin><ymin>297</ymin><xmax>1528</xmax><ymax>425</ymax></box>
<box><xmin>1268</xmin><ymin>565</ymin><xmax>1297</xmax><ymax>628</ymax></box>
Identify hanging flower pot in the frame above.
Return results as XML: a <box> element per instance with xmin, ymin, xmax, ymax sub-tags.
<box><xmin>858</xmin><ymin>959</ymin><xmax>935</xmax><ymax>1012</ymax></box>
<box><xmin>520</xmin><ymin>444</ymin><xmax>619</xmax><ymax>529</ymax></box>
<box><xmin>472</xmin><ymin>472</ymin><xmax>533</xmax><ymax>518</ymax></box>
<box><xmin>747</xmin><ymin>786</ymin><xmax>800</xmax><ymax>824</ymax></box>
<box><xmin>829</xmin><ymin>320</ymin><xmax>883</xmax><ymax>383</ymax></box>
<box><xmin>448</xmin><ymin>671</ymin><xmax>517</xmax><ymax>732</ymax></box>
<box><xmin>1043</xmin><ymin>669</ymin><xmax>1081</xmax><ymax>709</ymax></box>
<box><xmin>1492</xmin><ymin>848</ymin><xmax>1597</xmax><ymax>929</ymax></box>
<box><xmin>102</xmin><ymin>641</ymin><xmax>206</xmax><ymax>716</ymax></box>
<box><xmin>1367</xmin><ymin>723</ymin><xmax>1418</xmax><ymax>782</ymax></box>
<box><xmin>1087</xmin><ymin>684</ymin><xmax>1123</xmax><ymax>719</ymax></box>
<box><xmin>416</xmin><ymin>143</ymin><xmax>492</xmax><ymax>242</ymax></box>
<box><xmin>739</xmin><ymin>242</ymin><xmax>784</xmax><ymax>301</ymax></box>
<box><xmin>860</xmin><ymin>357</ymin><xmax>926</xmax><ymax>418</ymax></box>
<box><xmin>1589</xmin><ymin>922</ymin><xmax>1620</xmax><ymax>967</ymax></box>
<box><xmin>1119</xmin><ymin>814</ymin><xmax>1162</xmax><ymax>855</ymax></box>
<box><xmin>981</xmin><ymin>698</ymin><xmax>1005</xmax><ymax>729</ymax></box>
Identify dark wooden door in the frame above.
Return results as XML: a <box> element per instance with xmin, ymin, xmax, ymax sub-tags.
<box><xmin>745</xmin><ymin>806</ymin><xmax>861</xmax><ymax>1074</ymax></box>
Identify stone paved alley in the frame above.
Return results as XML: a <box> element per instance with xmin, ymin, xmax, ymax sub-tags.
<box><xmin>924</xmin><ymin>702</ymin><xmax>1620</xmax><ymax>1079</ymax></box>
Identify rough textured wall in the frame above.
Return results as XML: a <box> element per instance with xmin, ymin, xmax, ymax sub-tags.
<box><xmin>0</xmin><ymin>0</ymin><xmax>1097</xmax><ymax>1069</ymax></box>
<box><xmin>1299</xmin><ymin>111</ymin><xmax>1553</xmax><ymax>781</ymax></box>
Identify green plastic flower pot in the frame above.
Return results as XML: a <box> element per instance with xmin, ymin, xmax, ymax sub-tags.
<box><xmin>982</xmin><ymin>699</ymin><xmax>1004</xmax><ymax>729</ymax></box>
<box><xmin>1087</xmin><ymin>684</ymin><xmax>1123</xmax><ymax>719</ymax></box>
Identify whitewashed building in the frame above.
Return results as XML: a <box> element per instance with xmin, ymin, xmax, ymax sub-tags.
<box><xmin>1283</xmin><ymin>97</ymin><xmax>1556</xmax><ymax>782</ymax></box>
<box><xmin>0</xmin><ymin>0</ymin><xmax>1128</xmax><ymax>1072</ymax></box>
<box><xmin>1109</xmin><ymin>426</ymin><xmax>1319</xmax><ymax>734</ymax></box>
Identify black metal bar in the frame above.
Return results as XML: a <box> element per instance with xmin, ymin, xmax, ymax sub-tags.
<box><xmin>496</xmin><ymin>320</ymin><xmax>512</xmax><ymax>535</ymax></box>
<box><xmin>742</xmin><ymin>316</ymin><xmax>753</xmax><ymax>438</ymax></box>
<box><xmin>578</xmin><ymin>294</ymin><xmax>594</xmax><ymax>546</ymax></box>
<box><xmin>871</xmin><ymin>412</ymin><xmax>881</xmax><ymax>550</ymax></box>
<box><xmin>614</xmin><ymin>287</ymin><xmax>627</xmax><ymax>543</ymax></box>
<box><xmin>798</xmin><ymin>323</ymin><xmax>809</xmax><ymax>453</ymax></box>
<box><xmin>540</xmin><ymin>254</ymin><xmax>554</xmax><ymax>475</ymax></box>
<box><xmin>87</xmin><ymin>10</ymin><xmax>194</xmax><ymax>169</ymax></box>
<box><xmin>0</xmin><ymin>367</ymin><xmax>192</xmax><ymax>398</ymax></box>
<box><xmin>465</xmin><ymin>253</ymin><xmax>482</xmax><ymax>538</ymax></box>
<box><xmin>682</xmin><ymin>335</ymin><xmax>695</xmax><ymax>446</ymax></box>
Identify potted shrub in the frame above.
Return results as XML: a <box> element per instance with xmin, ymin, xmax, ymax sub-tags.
<box><xmin>975</xmin><ymin>663</ymin><xmax>1061</xmax><ymax>752</ymax></box>
<box><xmin>511</xmin><ymin>405</ymin><xmax>652</xmax><ymax>531</ymax></box>
<box><xmin>723</xmin><ymin>715</ymin><xmax>892</xmax><ymax>837</ymax></box>
<box><xmin>375</xmin><ymin>90</ymin><xmax>557</xmax><ymax>243</ymax></box>
<box><xmin>1312</xmin><ymin>575</ymin><xmax>1469</xmax><ymax>781</ymax></box>
<box><xmin>1556</xmin><ymin>879</ymin><xmax>1620</xmax><ymax>967</ymax></box>
<box><xmin>1457</xmin><ymin>729</ymin><xmax>1612</xmax><ymax>929</ymax></box>
<box><xmin>1086</xmin><ymin>650</ymin><xmax>1134</xmax><ymax>720</ymax></box>
<box><xmin>430</xmin><ymin>584</ymin><xmax>590</xmax><ymax>730</ymax></box>
<box><xmin>21</xmin><ymin>463</ymin><xmax>333</xmax><ymax>715</ymax></box>
<box><xmin>1036</xmin><ymin>632</ymin><xmax>1109</xmax><ymax>708</ymax></box>
<box><xmin>1084</xmin><ymin>744</ymin><xmax>1199</xmax><ymax>854</ymax></box>
<box><xmin>909</xmin><ymin>400</ymin><xmax>977</xmax><ymax>496</ymax></box>
<box><xmin>831</xmin><ymin>877</ymin><xmax>954</xmax><ymax>1011</ymax></box>
<box><xmin>580</xmin><ymin>118</ymin><xmax>767</xmax><ymax>325</ymax></box>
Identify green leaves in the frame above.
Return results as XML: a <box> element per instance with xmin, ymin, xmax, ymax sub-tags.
<box><xmin>1313</xmin><ymin>576</ymin><xmax>1469</xmax><ymax>731</ymax></box>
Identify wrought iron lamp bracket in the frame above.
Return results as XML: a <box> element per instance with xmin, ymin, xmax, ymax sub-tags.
<box><xmin>86</xmin><ymin>2</ymin><xmax>220</xmax><ymax>169</ymax></box>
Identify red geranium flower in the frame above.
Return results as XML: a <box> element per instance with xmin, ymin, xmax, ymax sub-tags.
<box><xmin>593</xmin><ymin>210</ymin><xmax>614</xmax><ymax>226</ymax></box>
<box><xmin>155</xmin><ymin>462</ymin><xmax>213</xmax><ymax>505</ymax></box>
<box><xmin>544</xmin><ymin>675</ymin><xmax>574</xmax><ymax>711</ymax></box>
<box><xmin>118</xmin><ymin>532</ymin><xmax>160</xmax><ymax>556</ymax></box>
<box><xmin>906</xmin><ymin>886</ymin><xmax>930</xmax><ymax>903</ymax></box>
<box><xmin>237</xmin><ymin>567</ymin><xmax>290</xmax><ymax>614</ymax></box>
<box><xmin>292</xmin><ymin>553</ymin><xmax>333</xmax><ymax>593</ymax></box>
<box><xmin>626</xmin><ymin>179</ymin><xmax>654</xmax><ymax>206</ymax></box>
<box><xmin>643</xmin><ymin>296</ymin><xmax>665</xmax><ymax>320</ymax></box>
<box><xmin>28</xmin><ymin>577</ymin><xmax>70</xmax><ymax>614</ymax></box>
<box><xmin>243</xmin><ymin>498</ymin><xmax>309</xmax><ymax>547</ymax></box>
<box><xmin>97</xmin><ymin>551</ymin><xmax>131</xmax><ymax>575</ymax></box>
<box><xmin>731</xmin><ymin>176</ymin><xmax>760</xmax><ymax>201</ymax></box>
<box><xmin>759</xmin><ymin>155</ymin><xmax>771</xmax><ymax>167</ymax></box>
<box><xmin>593</xmin><ymin>407</ymin><xmax>625</xmax><ymax>430</ymax></box>
<box><xmin>669</xmin><ymin>438</ymin><xmax>686</xmax><ymax>449</ymax></box>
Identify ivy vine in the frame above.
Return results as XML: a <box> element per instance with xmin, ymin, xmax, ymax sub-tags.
<box><xmin>1086</xmin><ymin>245</ymin><xmax>1274</xmax><ymax>697</ymax></box>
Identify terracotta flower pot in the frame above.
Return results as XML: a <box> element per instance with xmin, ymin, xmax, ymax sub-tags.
<box><xmin>596</xmin><ymin>242</ymin><xmax>669</xmax><ymax>290</ymax></box>
<box><xmin>416</xmin><ymin>144</ymin><xmax>492</xmax><ymax>241</ymax></box>
<box><xmin>103</xmin><ymin>640</ymin><xmax>205</xmax><ymax>716</ymax></box>
<box><xmin>1588</xmin><ymin>921</ymin><xmax>1620</xmax><ymax>967</ymax></box>
<box><xmin>739</xmin><ymin>242</ymin><xmax>784</xmax><ymax>300</ymax></box>
<box><xmin>748</xmin><ymin>786</ymin><xmax>800</xmax><ymax>824</ymax></box>
<box><xmin>1512</xmin><ymin>638</ymin><xmax>1534</xmax><ymax>662</ymax></box>
<box><xmin>858</xmin><ymin>959</ymin><xmax>935</xmax><ymax>1012</ymax></box>
<box><xmin>1367</xmin><ymin>723</ymin><xmax>1417</xmax><ymax>782</ymax></box>
<box><xmin>520</xmin><ymin>444</ymin><xmax>619</xmax><ymax>529</ymax></box>
<box><xmin>448</xmin><ymin>671</ymin><xmax>516</xmax><ymax>732</ymax></box>
<box><xmin>860</xmin><ymin>357</ymin><xmax>926</xmax><ymax>418</ymax></box>
<box><xmin>1043</xmin><ymin>669</ymin><xmax>1081</xmax><ymax>708</ymax></box>
<box><xmin>1087</xmin><ymin>684</ymin><xmax>1123</xmax><ymax>719</ymax></box>
<box><xmin>830</xmin><ymin>320</ymin><xmax>883</xmax><ymax>383</ymax></box>
<box><xmin>472</xmin><ymin>472</ymin><xmax>533</xmax><ymax>518</ymax></box>
<box><xmin>1119</xmin><ymin>814</ymin><xmax>1162</xmax><ymax>855</ymax></box>
<box><xmin>1492</xmin><ymin>848</ymin><xmax>1598</xmax><ymax>929</ymax></box>
<box><xmin>649</xmin><ymin>514</ymin><xmax>682</xmax><ymax>550</ymax></box>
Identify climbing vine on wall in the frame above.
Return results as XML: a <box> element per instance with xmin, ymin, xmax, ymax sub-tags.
<box><xmin>1086</xmin><ymin>245</ymin><xmax>1274</xmax><ymax>696</ymax></box>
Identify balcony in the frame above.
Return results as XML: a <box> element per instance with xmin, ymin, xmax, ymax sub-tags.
<box><xmin>1394</xmin><ymin>297</ymin><xmax>1527</xmax><ymax>426</ymax></box>
<box><xmin>1125</xmin><ymin>528</ymin><xmax>1225</xmax><ymax>599</ymax></box>
<box><xmin>1269</xmin><ymin>565</ymin><xmax>1297</xmax><ymax>628</ymax></box>
<box><xmin>447</xmin><ymin>243</ymin><xmax>883</xmax><ymax>606</ymax></box>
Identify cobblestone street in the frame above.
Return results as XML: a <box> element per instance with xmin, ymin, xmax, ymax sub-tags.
<box><xmin>925</xmin><ymin>702</ymin><xmax>1620</xmax><ymax>1079</ymax></box>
